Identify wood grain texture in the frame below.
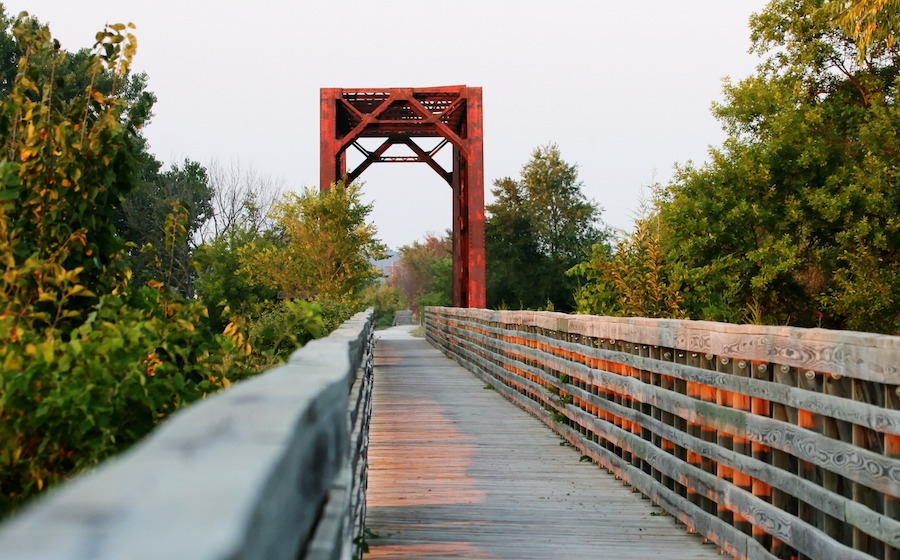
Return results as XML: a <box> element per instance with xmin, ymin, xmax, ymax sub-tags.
<box><xmin>426</xmin><ymin>307</ymin><xmax>900</xmax><ymax>560</ymax></box>
<box><xmin>366</xmin><ymin>333</ymin><xmax>721</xmax><ymax>560</ymax></box>
<box><xmin>451</xmin><ymin>330</ymin><xmax>900</xmax><ymax>548</ymax></box>
<box><xmin>437</xmin><ymin>319</ymin><xmax>900</xmax><ymax>500</ymax></box>
<box><xmin>454</xmin><ymin>318</ymin><xmax>900</xmax><ymax>437</ymax></box>
<box><xmin>428</xmin><ymin>307</ymin><xmax>900</xmax><ymax>384</ymax></box>
<box><xmin>440</xmin><ymin>330</ymin><xmax>881</xmax><ymax>559</ymax></box>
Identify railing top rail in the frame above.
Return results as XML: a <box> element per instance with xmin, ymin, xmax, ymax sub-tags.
<box><xmin>0</xmin><ymin>309</ymin><xmax>375</xmax><ymax>560</ymax></box>
<box><xmin>427</xmin><ymin>307</ymin><xmax>900</xmax><ymax>384</ymax></box>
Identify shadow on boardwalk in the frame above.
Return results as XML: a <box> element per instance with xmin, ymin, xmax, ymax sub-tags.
<box><xmin>366</xmin><ymin>327</ymin><xmax>721</xmax><ymax>559</ymax></box>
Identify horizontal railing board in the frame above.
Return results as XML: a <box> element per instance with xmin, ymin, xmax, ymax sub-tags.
<box><xmin>427</xmin><ymin>307</ymin><xmax>900</xmax><ymax>560</ymax></box>
<box><xmin>0</xmin><ymin>310</ymin><xmax>374</xmax><ymax>560</ymax></box>
<box><xmin>425</xmin><ymin>327</ymin><xmax>775</xmax><ymax>560</ymax></box>
<box><xmin>455</xmin><ymin>319</ymin><xmax>900</xmax><ymax>437</ymax></box>
<box><xmin>429</xmin><ymin>307</ymin><xmax>900</xmax><ymax>384</ymax></box>
<box><xmin>435</xmin><ymin>318</ymin><xmax>900</xmax><ymax>500</ymax></box>
<box><xmin>440</xmin><ymin>324</ymin><xmax>900</xmax><ymax>550</ymax></box>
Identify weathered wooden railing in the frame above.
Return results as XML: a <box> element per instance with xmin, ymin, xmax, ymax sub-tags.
<box><xmin>0</xmin><ymin>309</ymin><xmax>375</xmax><ymax>560</ymax></box>
<box><xmin>426</xmin><ymin>307</ymin><xmax>900</xmax><ymax>560</ymax></box>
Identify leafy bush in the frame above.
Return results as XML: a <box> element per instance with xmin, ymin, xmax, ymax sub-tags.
<box><xmin>247</xmin><ymin>299</ymin><xmax>323</xmax><ymax>363</ymax></box>
<box><xmin>0</xmin><ymin>16</ymin><xmax>253</xmax><ymax>517</ymax></box>
<box><xmin>0</xmin><ymin>288</ymin><xmax>250</xmax><ymax>514</ymax></box>
<box><xmin>361</xmin><ymin>282</ymin><xmax>407</xmax><ymax>328</ymax></box>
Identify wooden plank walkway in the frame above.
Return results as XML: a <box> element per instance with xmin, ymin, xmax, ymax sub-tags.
<box><xmin>365</xmin><ymin>327</ymin><xmax>722</xmax><ymax>559</ymax></box>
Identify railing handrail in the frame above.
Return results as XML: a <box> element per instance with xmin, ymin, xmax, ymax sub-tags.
<box><xmin>434</xmin><ymin>307</ymin><xmax>900</xmax><ymax>384</ymax></box>
<box><xmin>0</xmin><ymin>309</ymin><xmax>375</xmax><ymax>560</ymax></box>
<box><xmin>427</xmin><ymin>306</ymin><xmax>900</xmax><ymax>560</ymax></box>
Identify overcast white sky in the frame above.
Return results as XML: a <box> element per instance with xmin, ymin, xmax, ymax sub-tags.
<box><xmin>6</xmin><ymin>0</ymin><xmax>770</xmax><ymax>249</ymax></box>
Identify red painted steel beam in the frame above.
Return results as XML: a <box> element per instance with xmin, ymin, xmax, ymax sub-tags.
<box><xmin>320</xmin><ymin>85</ymin><xmax>485</xmax><ymax>308</ymax></box>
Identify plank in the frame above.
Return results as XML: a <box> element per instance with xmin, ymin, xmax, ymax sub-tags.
<box><xmin>366</xmin><ymin>332</ymin><xmax>721</xmax><ymax>560</ymax></box>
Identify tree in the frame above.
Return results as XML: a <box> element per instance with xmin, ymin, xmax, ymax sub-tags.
<box><xmin>486</xmin><ymin>145</ymin><xmax>608</xmax><ymax>311</ymax></box>
<box><xmin>570</xmin><ymin>188</ymin><xmax>685</xmax><ymax>319</ymax></box>
<box><xmin>0</xmin><ymin>15</ymin><xmax>251</xmax><ymax>516</ymax></box>
<box><xmin>656</xmin><ymin>0</ymin><xmax>900</xmax><ymax>332</ymax></box>
<box><xmin>202</xmin><ymin>158</ymin><xmax>282</xmax><ymax>243</ymax></box>
<box><xmin>391</xmin><ymin>231</ymin><xmax>451</xmax><ymax>316</ymax></box>
<box><xmin>116</xmin><ymin>159</ymin><xmax>213</xmax><ymax>297</ymax></box>
<box><xmin>239</xmin><ymin>182</ymin><xmax>387</xmax><ymax>302</ymax></box>
<box><xmin>827</xmin><ymin>0</ymin><xmax>900</xmax><ymax>61</ymax></box>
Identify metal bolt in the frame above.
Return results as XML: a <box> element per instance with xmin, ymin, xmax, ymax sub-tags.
<box><xmin>678</xmin><ymin>353</ymin><xmax>685</xmax><ymax>359</ymax></box>
<box><xmin>664</xmin><ymin>352</ymin><xmax>672</xmax><ymax>360</ymax></box>
<box><xmin>805</xmin><ymin>370</ymin><xmax>816</xmax><ymax>380</ymax></box>
<box><xmin>720</xmin><ymin>357</ymin><xmax>730</xmax><ymax>365</ymax></box>
<box><xmin>758</xmin><ymin>364</ymin><xmax>768</xmax><ymax>373</ymax></box>
<box><xmin>832</xmin><ymin>372</ymin><xmax>843</xmax><ymax>381</ymax></box>
<box><xmin>705</xmin><ymin>353</ymin><xmax>713</xmax><ymax>361</ymax></box>
<box><xmin>780</xmin><ymin>364</ymin><xmax>790</xmax><ymax>373</ymax></box>
<box><xmin>738</xmin><ymin>361</ymin><xmax>746</xmax><ymax>369</ymax></box>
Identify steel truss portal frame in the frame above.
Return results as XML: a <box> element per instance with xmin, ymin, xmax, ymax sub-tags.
<box><xmin>320</xmin><ymin>85</ymin><xmax>485</xmax><ymax>308</ymax></box>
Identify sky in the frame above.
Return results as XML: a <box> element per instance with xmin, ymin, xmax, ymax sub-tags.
<box><xmin>5</xmin><ymin>0</ymin><xmax>771</xmax><ymax>249</ymax></box>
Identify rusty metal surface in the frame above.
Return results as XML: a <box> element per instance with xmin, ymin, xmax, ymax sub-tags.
<box><xmin>320</xmin><ymin>86</ymin><xmax>485</xmax><ymax>308</ymax></box>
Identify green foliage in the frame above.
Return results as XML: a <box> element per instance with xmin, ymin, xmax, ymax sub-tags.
<box><xmin>572</xmin><ymin>0</ymin><xmax>900</xmax><ymax>333</ymax></box>
<box><xmin>0</xmin><ymin>15</ymin><xmax>252</xmax><ymax>517</ymax></box>
<box><xmin>361</xmin><ymin>282</ymin><xmax>407</xmax><ymax>328</ymax></box>
<box><xmin>240</xmin><ymin>181</ymin><xmax>387</xmax><ymax>303</ymax></box>
<box><xmin>116</xmin><ymin>158</ymin><xmax>214</xmax><ymax>296</ymax></box>
<box><xmin>486</xmin><ymin>145</ymin><xmax>609</xmax><ymax>311</ymax></box>
<box><xmin>247</xmin><ymin>299</ymin><xmax>323</xmax><ymax>362</ymax></box>
<box><xmin>0</xmin><ymin>287</ymin><xmax>250</xmax><ymax>514</ymax></box>
<box><xmin>194</xmin><ymin>216</ymin><xmax>278</xmax><ymax>333</ymax></box>
<box><xmin>570</xmin><ymin>190</ymin><xmax>686</xmax><ymax>319</ymax></box>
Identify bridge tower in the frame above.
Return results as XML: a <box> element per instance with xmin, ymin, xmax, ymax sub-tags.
<box><xmin>319</xmin><ymin>86</ymin><xmax>485</xmax><ymax>308</ymax></box>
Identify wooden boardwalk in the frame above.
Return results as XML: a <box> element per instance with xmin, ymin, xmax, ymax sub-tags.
<box><xmin>365</xmin><ymin>328</ymin><xmax>721</xmax><ymax>559</ymax></box>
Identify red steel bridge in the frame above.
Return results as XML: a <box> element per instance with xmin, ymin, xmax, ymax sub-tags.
<box><xmin>319</xmin><ymin>85</ymin><xmax>485</xmax><ymax>309</ymax></box>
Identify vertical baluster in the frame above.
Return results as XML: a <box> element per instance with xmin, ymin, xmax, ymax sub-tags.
<box><xmin>673</xmin><ymin>350</ymin><xmax>689</xmax><ymax>501</ymax></box>
<box><xmin>823</xmin><ymin>373</ymin><xmax>854</xmax><ymax>546</ymax></box>
<box><xmin>629</xmin><ymin>342</ymin><xmax>643</xmax><ymax>479</ymax></box>
<box><xmin>660</xmin><ymin>347</ymin><xmax>676</xmax><ymax>494</ymax></box>
<box><xmin>771</xmin><ymin>364</ymin><xmax>799</xmax><ymax>559</ymax></box>
<box><xmin>751</xmin><ymin>360</ymin><xmax>772</xmax><ymax>551</ymax></box>
<box><xmin>715</xmin><ymin>356</ymin><xmax>735</xmax><ymax>538</ymax></box>
<box><xmin>650</xmin><ymin>345</ymin><xmax>663</xmax><ymax>485</ymax></box>
<box><xmin>796</xmin><ymin>368</ymin><xmax>825</xmax><ymax>560</ymax></box>
<box><xmin>686</xmin><ymin>352</ymin><xmax>705</xmax><ymax>528</ymax></box>
<box><xmin>699</xmin><ymin>355</ymin><xmax>719</xmax><ymax>520</ymax></box>
<box><xmin>732</xmin><ymin>359</ymin><xmax>753</xmax><ymax>537</ymax></box>
<box><xmin>852</xmin><ymin>378</ymin><xmax>885</xmax><ymax>559</ymax></box>
<box><xmin>639</xmin><ymin>344</ymin><xmax>653</xmax><ymax>477</ymax></box>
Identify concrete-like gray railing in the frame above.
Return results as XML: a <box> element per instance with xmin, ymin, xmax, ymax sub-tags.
<box><xmin>0</xmin><ymin>308</ymin><xmax>375</xmax><ymax>560</ymax></box>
